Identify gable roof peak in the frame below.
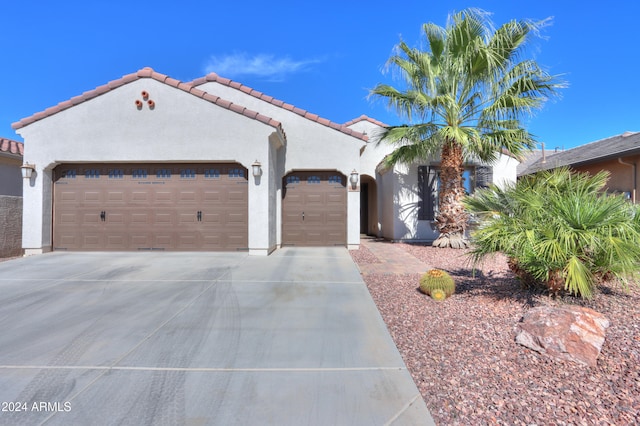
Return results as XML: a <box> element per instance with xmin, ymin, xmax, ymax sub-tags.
<box><xmin>344</xmin><ymin>115</ymin><xmax>389</xmax><ymax>128</ymax></box>
<box><xmin>12</xmin><ymin>68</ymin><xmax>285</xmax><ymax>141</ymax></box>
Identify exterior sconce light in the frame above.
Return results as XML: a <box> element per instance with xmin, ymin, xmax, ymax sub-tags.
<box><xmin>349</xmin><ymin>169</ymin><xmax>359</xmax><ymax>189</ymax></box>
<box><xmin>252</xmin><ymin>160</ymin><xmax>262</xmax><ymax>177</ymax></box>
<box><xmin>21</xmin><ymin>163</ymin><xmax>36</xmax><ymax>179</ymax></box>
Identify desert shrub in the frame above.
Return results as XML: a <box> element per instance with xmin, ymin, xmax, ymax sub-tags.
<box><xmin>420</xmin><ymin>269</ymin><xmax>456</xmax><ymax>298</ymax></box>
<box><xmin>465</xmin><ymin>167</ymin><xmax>640</xmax><ymax>298</ymax></box>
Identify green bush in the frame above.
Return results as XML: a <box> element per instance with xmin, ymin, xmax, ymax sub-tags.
<box><xmin>465</xmin><ymin>167</ymin><xmax>640</xmax><ymax>298</ymax></box>
<box><xmin>420</xmin><ymin>269</ymin><xmax>456</xmax><ymax>298</ymax></box>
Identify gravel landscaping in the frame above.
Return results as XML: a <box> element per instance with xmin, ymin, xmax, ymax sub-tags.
<box><xmin>351</xmin><ymin>242</ymin><xmax>640</xmax><ymax>425</ymax></box>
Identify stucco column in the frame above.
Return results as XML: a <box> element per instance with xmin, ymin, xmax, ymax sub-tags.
<box><xmin>22</xmin><ymin>167</ymin><xmax>51</xmax><ymax>255</ymax></box>
<box><xmin>247</xmin><ymin>155</ymin><xmax>273</xmax><ymax>256</ymax></box>
<box><xmin>347</xmin><ymin>179</ymin><xmax>360</xmax><ymax>250</ymax></box>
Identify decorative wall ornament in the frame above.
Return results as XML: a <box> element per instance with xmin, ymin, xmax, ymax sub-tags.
<box><xmin>135</xmin><ymin>91</ymin><xmax>155</xmax><ymax>110</ymax></box>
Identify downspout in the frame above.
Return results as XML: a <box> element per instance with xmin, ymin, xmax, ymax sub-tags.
<box><xmin>618</xmin><ymin>157</ymin><xmax>637</xmax><ymax>203</ymax></box>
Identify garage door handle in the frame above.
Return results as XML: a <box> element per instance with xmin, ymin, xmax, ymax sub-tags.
<box><xmin>100</xmin><ymin>211</ymin><xmax>106</xmax><ymax>222</ymax></box>
<box><xmin>302</xmin><ymin>211</ymin><xmax>304</xmax><ymax>221</ymax></box>
<box><xmin>197</xmin><ymin>211</ymin><xmax>202</xmax><ymax>222</ymax></box>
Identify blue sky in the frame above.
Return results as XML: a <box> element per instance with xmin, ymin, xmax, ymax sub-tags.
<box><xmin>2</xmin><ymin>1</ymin><xmax>638</xmax><ymax>150</ymax></box>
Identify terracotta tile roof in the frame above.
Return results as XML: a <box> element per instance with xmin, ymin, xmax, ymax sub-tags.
<box><xmin>12</xmin><ymin>68</ymin><xmax>286</xmax><ymax>142</ymax></box>
<box><xmin>520</xmin><ymin>131</ymin><xmax>640</xmax><ymax>176</ymax></box>
<box><xmin>0</xmin><ymin>138</ymin><xmax>24</xmax><ymax>157</ymax></box>
<box><xmin>191</xmin><ymin>72</ymin><xmax>368</xmax><ymax>142</ymax></box>
<box><xmin>343</xmin><ymin>115</ymin><xmax>389</xmax><ymax>128</ymax></box>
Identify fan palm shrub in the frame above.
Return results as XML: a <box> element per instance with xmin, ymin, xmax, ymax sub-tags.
<box><xmin>465</xmin><ymin>167</ymin><xmax>640</xmax><ymax>298</ymax></box>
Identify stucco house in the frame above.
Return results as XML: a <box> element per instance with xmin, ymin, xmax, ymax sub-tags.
<box><xmin>13</xmin><ymin>67</ymin><xmax>518</xmax><ymax>255</ymax></box>
<box><xmin>0</xmin><ymin>137</ymin><xmax>24</xmax><ymax>257</ymax></box>
<box><xmin>519</xmin><ymin>131</ymin><xmax>640</xmax><ymax>203</ymax></box>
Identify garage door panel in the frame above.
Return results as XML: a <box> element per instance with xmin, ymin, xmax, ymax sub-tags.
<box><xmin>107</xmin><ymin>191</ymin><xmax>125</xmax><ymax>202</ymax></box>
<box><xmin>82</xmin><ymin>212</ymin><xmax>101</xmax><ymax>224</ymax></box>
<box><xmin>202</xmin><ymin>212</ymin><xmax>222</xmax><ymax>224</ymax></box>
<box><xmin>201</xmin><ymin>234</ymin><xmax>223</xmax><ymax>249</ymax></box>
<box><xmin>154</xmin><ymin>212</ymin><xmax>173</xmax><ymax>225</ymax></box>
<box><xmin>178</xmin><ymin>191</ymin><xmax>197</xmax><ymax>202</ymax></box>
<box><xmin>59</xmin><ymin>213</ymin><xmax>78</xmax><ymax>225</ymax></box>
<box><xmin>227</xmin><ymin>212</ymin><xmax>248</xmax><ymax>224</ymax></box>
<box><xmin>59</xmin><ymin>191</ymin><xmax>77</xmax><ymax>202</ymax></box>
<box><xmin>82</xmin><ymin>234</ymin><xmax>102</xmax><ymax>249</ymax></box>
<box><xmin>131</xmin><ymin>213</ymin><xmax>149</xmax><ymax>225</ymax></box>
<box><xmin>178</xmin><ymin>213</ymin><xmax>197</xmax><ymax>224</ymax></box>
<box><xmin>155</xmin><ymin>191</ymin><xmax>174</xmax><ymax>203</ymax></box>
<box><xmin>53</xmin><ymin>163</ymin><xmax>248</xmax><ymax>251</ymax></box>
<box><xmin>305</xmin><ymin>194</ymin><xmax>323</xmax><ymax>205</ymax></box>
<box><xmin>130</xmin><ymin>234</ymin><xmax>152</xmax><ymax>248</ymax></box>
<box><xmin>228</xmin><ymin>188</ymin><xmax>248</xmax><ymax>202</ymax></box>
<box><xmin>227</xmin><ymin>234</ymin><xmax>247</xmax><ymax>248</ymax></box>
<box><xmin>178</xmin><ymin>234</ymin><xmax>198</xmax><ymax>249</ymax></box>
<box><xmin>84</xmin><ymin>192</ymin><xmax>101</xmax><ymax>203</ymax></box>
<box><xmin>105</xmin><ymin>234</ymin><xmax>127</xmax><ymax>249</ymax></box>
<box><xmin>303</xmin><ymin>212</ymin><xmax>323</xmax><ymax>224</ymax></box>
<box><xmin>131</xmin><ymin>191</ymin><xmax>150</xmax><ymax>203</ymax></box>
<box><xmin>203</xmin><ymin>190</ymin><xmax>222</xmax><ymax>202</ymax></box>
<box><xmin>105</xmin><ymin>211</ymin><xmax>126</xmax><ymax>224</ymax></box>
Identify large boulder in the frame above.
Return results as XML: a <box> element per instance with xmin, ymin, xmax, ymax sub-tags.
<box><xmin>515</xmin><ymin>306</ymin><xmax>610</xmax><ymax>367</ymax></box>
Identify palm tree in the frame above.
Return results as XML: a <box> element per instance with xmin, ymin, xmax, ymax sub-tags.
<box><xmin>370</xmin><ymin>8</ymin><xmax>565</xmax><ymax>248</ymax></box>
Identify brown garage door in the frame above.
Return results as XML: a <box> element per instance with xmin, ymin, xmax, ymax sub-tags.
<box><xmin>53</xmin><ymin>163</ymin><xmax>248</xmax><ymax>251</ymax></box>
<box><xmin>282</xmin><ymin>171</ymin><xmax>346</xmax><ymax>246</ymax></box>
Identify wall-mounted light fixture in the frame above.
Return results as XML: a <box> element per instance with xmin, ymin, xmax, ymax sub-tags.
<box><xmin>21</xmin><ymin>163</ymin><xmax>36</xmax><ymax>179</ymax></box>
<box><xmin>349</xmin><ymin>169</ymin><xmax>359</xmax><ymax>189</ymax></box>
<box><xmin>252</xmin><ymin>160</ymin><xmax>262</xmax><ymax>177</ymax></box>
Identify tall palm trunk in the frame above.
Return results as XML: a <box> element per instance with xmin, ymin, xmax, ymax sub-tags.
<box><xmin>433</xmin><ymin>141</ymin><xmax>469</xmax><ymax>248</ymax></box>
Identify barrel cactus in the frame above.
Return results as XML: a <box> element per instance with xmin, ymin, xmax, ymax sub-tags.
<box><xmin>419</xmin><ymin>269</ymin><xmax>455</xmax><ymax>298</ymax></box>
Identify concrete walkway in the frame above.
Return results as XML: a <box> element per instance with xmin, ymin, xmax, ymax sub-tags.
<box><xmin>0</xmin><ymin>249</ymin><xmax>434</xmax><ymax>425</ymax></box>
<box><xmin>357</xmin><ymin>238</ymin><xmax>431</xmax><ymax>275</ymax></box>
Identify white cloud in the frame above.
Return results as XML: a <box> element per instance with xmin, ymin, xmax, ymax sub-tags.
<box><xmin>204</xmin><ymin>53</ymin><xmax>322</xmax><ymax>81</ymax></box>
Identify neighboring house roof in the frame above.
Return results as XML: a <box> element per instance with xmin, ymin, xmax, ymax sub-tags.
<box><xmin>190</xmin><ymin>73</ymin><xmax>368</xmax><ymax>142</ymax></box>
<box><xmin>516</xmin><ymin>149</ymin><xmax>545</xmax><ymax>176</ymax></box>
<box><xmin>343</xmin><ymin>115</ymin><xmax>389</xmax><ymax>129</ymax></box>
<box><xmin>11</xmin><ymin>68</ymin><xmax>286</xmax><ymax>141</ymax></box>
<box><xmin>0</xmin><ymin>138</ymin><xmax>24</xmax><ymax>158</ymax></box>
<box><xmin>519</xmin><ymin>131</ymin><xmax>640</xmax><ymax>176</ymax></box>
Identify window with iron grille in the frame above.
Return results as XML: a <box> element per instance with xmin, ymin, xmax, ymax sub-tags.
<box><xmin>418</xmin><ymin>165</ymin><xmax>491</xmax><ymax>220</ymax></box>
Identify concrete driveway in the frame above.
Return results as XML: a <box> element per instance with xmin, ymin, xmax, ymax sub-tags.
<box><xmin>0</xmin><ymin>249</ymin><xmax>433</xmax><ymax>425</ymax></box>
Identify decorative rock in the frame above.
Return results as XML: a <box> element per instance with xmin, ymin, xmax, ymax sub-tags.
<box><xmin>515</xmin><ymin>306</ymin><xmax>610</xmax><ymax>367</ymax></box>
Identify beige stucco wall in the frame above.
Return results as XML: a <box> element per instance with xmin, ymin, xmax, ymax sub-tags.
<box><xmin>0</xmin><ymin>195</ymin><xmax>22</xmax><ymax>258</ymax></box>
<box><xmin>16</xmin><ymin>78</ymin><xmax>283</xmax><ymax>255</ymax></box>
<box><xmin>572</xmin><ymin>154</ymin><xmax>640</xmax><ymax>202</ymax></box>
<box><xmin>0</xmin><ymin>155</ymin><xmax>22</xmax><ymax>196</ymax></box>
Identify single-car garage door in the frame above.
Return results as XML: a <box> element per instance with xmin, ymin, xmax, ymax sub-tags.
<box><xmin>53</xmin><ymin>163</ymin><xmax>248</xmax><ymax>251</ymax></box>
<box><xmin>282</xmin><ymin>171</ymin><xmax>346</xmax><ymax>246</ymax></box>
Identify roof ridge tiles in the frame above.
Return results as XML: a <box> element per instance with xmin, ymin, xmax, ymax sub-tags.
<box><xmin>12</xmin><ymin>68</ymin><xmax>286</xmax><ymax>141</ymax></box>
<box><xmin>191</xmin><ymin>72</ymin><xmax>368</xmax><ymax>141</ymax></box>
<box><xmin>343</xmin><ymin>114</ymin><xmax>389</xmax><ymax>128</ymax></box>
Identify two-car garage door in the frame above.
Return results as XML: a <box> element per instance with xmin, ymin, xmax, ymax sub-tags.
<box><xmin>53</xmin><ymin>163</ymin><xmax>248</xmax><ymax>251</ymax></box>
